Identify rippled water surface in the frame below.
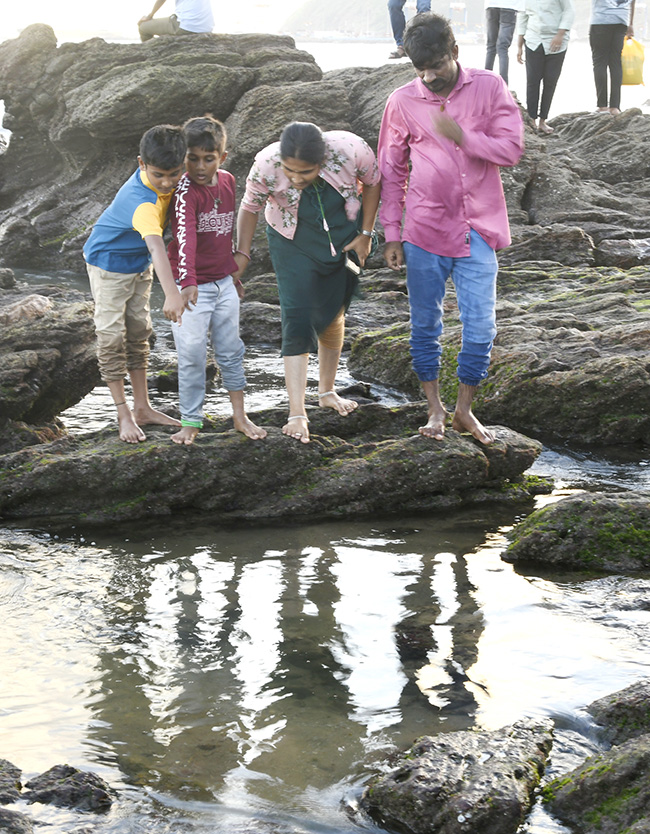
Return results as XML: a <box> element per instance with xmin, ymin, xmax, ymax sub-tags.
<box><xmin>2</xmin><ymin>269</ymin><xmax>649</xmax><ymax>833</ymax></box>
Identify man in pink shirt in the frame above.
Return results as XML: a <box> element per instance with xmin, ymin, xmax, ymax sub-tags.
<box><xmin>378</xmin><ymin>12</ymin><xmax>524</xmax><ymax>444</ymax></box>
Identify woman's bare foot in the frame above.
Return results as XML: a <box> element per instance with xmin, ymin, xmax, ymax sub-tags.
<box><xmin>318</xmin><ymin>390</ymin><xmax>358</xmax><ymax>416</ymax></box>
<box><xmin>116</xmin><ymin>404</ymin><xmax>146</xmax><ymax>444</ymax></box>
<box><xmin>609</xmin><ymin>107</ymin><xmax>621</xmax><ymax>115</ymax></box>
<box><xmin>538</xmin><ymin>119</ymin><xmax>554</xmax><ymax>134</ymax></box>
<box><xmin>283</xmin><ymin>415</ymin><xmax>310</xmax><ymax>443</ymax></box>
<box><xmin>233</xmin><ymin>414</ymin><xmax>267</xmax><ymax>440</ymax></box>
<box><xmin>419</xmin><ymin>404</ymin><xmax>447</xmax><ymax>440</ymax></box>
<box><xmin>451</xmin><ymin>409</ymin><xmax>495</xmax><ymax>445</ymax></box>
<box><xmin>134</xmin><ymin>405</ymin><xmax>182</xmax><ymax>427</ymax></box>
<box><xmin>171</xmin><ymin>426</ymin><xmax>199</xmax><ymax>445</ymax></box>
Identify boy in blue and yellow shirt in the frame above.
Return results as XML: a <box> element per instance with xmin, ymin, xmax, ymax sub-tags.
<box><xmin>84</xmin><ymin>124</ymin><xmax>187</xmax><ymax>443</ymax></box>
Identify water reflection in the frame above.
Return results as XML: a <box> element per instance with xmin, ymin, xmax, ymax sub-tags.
<box><xmin>1</xmin><ymin>510</ymin><xmax>649</xmax><ymax>833</ymax></box>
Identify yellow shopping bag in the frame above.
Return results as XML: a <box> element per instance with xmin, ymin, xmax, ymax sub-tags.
<box><xmin>621</xmin><ymin>37</ymin><xmax>645</xmax><ymax>85</ymax></box>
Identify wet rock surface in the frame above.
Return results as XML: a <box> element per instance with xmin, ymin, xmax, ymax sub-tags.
<box><xmin>0</xmin><ymin>808</ymin><xmax>33</xmax><ymax>834</ymax></box>
<box><xmin>0</xmin><ymin>281</ymin><xmax>99</xmax><ymax>454</ymax></box>
<box><xmin>587</xmin><ymin>678</ymin><xmax>650</xmax><ymax>746</ymax></box>
<box><xmin>23</xmin><ymin>764</ymin><xmax>112</xmax><ymax>811</ymax></box>
<box><xmin>362</xmin><ymin>719</ymin><xmax>553</xmax><ymax>834</ymax></box>
<box><xmin>0</xmin><ymin>760</ymin><xmax>21</xmax><ymax>805</ymax></box>
<box><xmin>350</xmin><ymin>263</ymin><xmax>650</xmax><ymax>447</ymax></box>
<box><xmin>0</xmin><ymin>403</ymin><xmax>542</xmax><ymax>525</ymax></box>
<box><xmin>543</xmin><ymin>733</ymin><xmax>650</xmax><ymax>834</ymax></box>
<box><xmin>503</xmin><ymin>491</ymin><xmax>650</xmax><ymax>572</ymax></box>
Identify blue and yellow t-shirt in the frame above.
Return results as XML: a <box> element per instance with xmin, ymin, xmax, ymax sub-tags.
<box><xmin>83</xmin><ymin>169</ymin><xmax>173</xmax><ymax>274</ymax></box>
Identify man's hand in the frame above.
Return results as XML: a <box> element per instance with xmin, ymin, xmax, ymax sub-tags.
<box><xmin>433</xmin><ymin>113</ymin><xmax>463</xmax><ymax>145</ymax></box>
<box><xmin>343</xmin><ymin>233</ymin><xmax>372</xmax><ymax>266</ymax></box>
<box><xmin>181</xmin><ymin>285</ymin><xmax>198</xmax><ymax>309</ymax></box>
<box><xmin>384</xmin><ymin>241</ymin><xmax>404</xmax><ymax>271</ymax></box>
<box><xmin>549</xmin><ymin>30</ymin><xmax>566</xmax><ymax>52</ymax></box>
<box><xmin>517</xmin><ymin>35</ymin><xmax>525</xmax><ymax>64</ymax></box>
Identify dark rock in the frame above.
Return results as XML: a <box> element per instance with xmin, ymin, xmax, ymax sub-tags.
<box><xmin>349</xmin><ymin>263</ymin><xmax>650</xmax><ymax>446</ymax></box>
<box><xmin>23</xmin><ymin>764</ymin><xmax>112</xmax><ymax>811</ymax></box>
<box><xmin>362</xmin><ymin>719</ymin><xmax>553</xmax><ymax>834</ymax></box>
<box><xmin>596</xmin><ymin>237</ymin><xmax>650</xmax><ymax>268</ymax></box>
<box><xmin>0</xmin><ymin>759</ymin><xmax>21</xmax><ymax>804</ymax></box>
<box><xmin>224</xmin><ymin>79</ymin><xmax>351</xmax><ymax>184</ymax></box>
<box><xmin>0</xmin><ymin>270</ymin><xmax>15</xmax><ymax>290</ymax></box>
<box><xmin>0</xmin><ymin>404</ymin><xmax>542</xmax><ymax>525</ymax></box>
<box><xmin>503</xmin><ymin>492</ymin><xmax>650</xmax><ymax>572</ymax></box>
<box><xmin>543</xmin><ymin>733</ymin><xmax>650</xmax><ymax>834</ymax></box>
<box><xmin>0</xmin><ymin>26</ymin><xmax>322</xmax><ymax>269</ymax></box>
<box><xmin>0</xmin><ymin>285</ymin><xmax>99</xmax><ymax>451</ymax></box>
<box><xmin>0</xmin><ymin>808</ymin><xmax>33</xmax><ymax>834</ymax></box>
<box><xmin>499</xmin><ymin>223</ymin><xmax>595</xmax><ymax>266</ymax></box>
<box><xmin>587</xmin><ymin>679</ymin><xmax>650</xmax><ymax>746</ymax></box>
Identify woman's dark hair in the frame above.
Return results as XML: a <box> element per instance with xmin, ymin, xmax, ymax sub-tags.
<box><xmin>404</xmin><ymin>12</ymin><xmax>456</xmax><ymax>67</ymax></box>
<box><xmin>182</xmin><ymin>115</ymin><xmax>227</xmax><ymax>154</ymax></box>
<box><xmin>279</xmin><ymin>122</ymin><xmax>326</xmax><ymax>165</ymax></box>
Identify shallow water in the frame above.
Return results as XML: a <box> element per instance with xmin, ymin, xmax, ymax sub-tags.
<box><xmin>2</xmin><ymin>268</ymin><xmax>650</xmax><ymax>832</ymax></box>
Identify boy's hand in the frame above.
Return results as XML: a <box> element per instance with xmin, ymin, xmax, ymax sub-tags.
<box><xmin>163</xmin><ymin>290</ymin><xmax>185</xmax><ymax>324</ymax></box>
<box><xmin>181</xmin><ymin>285</ymin><xmax>198</xmax><ymax>309</ymax></box>
<box><xmin>234</xmin><ymin>277</ymin><xmax>245</xmax><ymax>300</ymax></box>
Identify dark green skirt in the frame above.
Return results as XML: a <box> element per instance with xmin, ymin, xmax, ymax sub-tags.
<box><xmin>267</xmin><ymin>179</ymin><xmax>360</xmax><ymax>356</ymax></box>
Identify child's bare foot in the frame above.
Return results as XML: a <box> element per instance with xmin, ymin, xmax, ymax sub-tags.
<box><xmin>134</xmin><ymin>405</ymin><xmax>182</xmax><ymax>427</ymax></box>
<box><xmin>171</xmin><ymin>426</ymin><xmax>199</xmax><ymax>445</ymax></box>
<box><xmin>233</xmin><ymin>414</ymin><xmax>267</xmax><ymax>440</ymax></box>
<box><xmin>419</xmin><ymin>404</ymin><xmax>448</xmax><ymax>440</ymax></box>
<box><xmin>283</xmin><ymin>415</ymin><xmax>310</xmax><ymax>443</ymax></box>
<box><xmin>451</xmin><ymin>409</ymin><xmax>495</xmax><ymax>445</ymax></box>
<box><xmin>116</xmin><ymin>404</ymin><xmax>146</xmax><ymax>444</ymax></box>
<box><xmin>318</xmin><ymin>390</ymin><xmax>358</xmax><ymax>416</ymax></box>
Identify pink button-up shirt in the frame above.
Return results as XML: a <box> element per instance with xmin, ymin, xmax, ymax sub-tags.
<box><xmin>240</xmin><ymin>130</ymin><xmax>380</xmax><ymax>240</ymax></box>
<box><xmin>378</xmin><ymin>64</ymin><xmax>524</xmax><ymax>257</ymax></box>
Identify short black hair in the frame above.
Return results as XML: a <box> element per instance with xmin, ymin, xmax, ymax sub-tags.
<box><xmin>182</xmin><ymin>115</ymin><xmax>227</xmax><ymax>154</ymax></box>
<box><xmin>139</xmin><ymin>124</ymin><xmax>186</xmax><ymax>169</ymax></box>
<box><xmin>403</xmin><ymin>12</ymin><xmax>456</xmax><ymax>67</ymax></box>
<box><xmin>279</xmin><ymin>122</ymin><xmax>326</xmax><ymax>165</ymax></box>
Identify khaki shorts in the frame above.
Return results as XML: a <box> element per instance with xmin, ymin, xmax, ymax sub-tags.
<box><xmin>86</xmin><ymin>262</ymin><xmax>153</xmax><ymax>383</ymax></box>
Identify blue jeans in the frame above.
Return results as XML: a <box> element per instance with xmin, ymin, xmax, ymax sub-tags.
<box><xmin>388</xmin><ymin>0</ymin><xmax>431</xmax><ymax>47</ymax></box>
<box><xmin>403</xmin><ymin>231</ymin><xmax>498</xmax><ymax>386</ymax></box>
<box><xmin>485</xmin><ymin>7</ymin><xmax>517</xmax><ymax>84</ymax></box>
<box><xmin>172</xmin><ymin>277</ymin><xmax>246</xmax><ymax>428</ymax></box>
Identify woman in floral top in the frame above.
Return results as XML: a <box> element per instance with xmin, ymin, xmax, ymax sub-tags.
<box><xmin>236</xmin><ymin>122</ymin><xmax>381</xmax><ymax>444</ymax></box>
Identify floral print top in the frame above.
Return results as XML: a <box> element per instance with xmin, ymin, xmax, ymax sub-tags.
<box><xmin>240</xmin><ymin>130</ymin><xmax>380</xmax><ymax>240</ymax></box>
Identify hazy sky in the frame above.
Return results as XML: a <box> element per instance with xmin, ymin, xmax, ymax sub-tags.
<box><xmin>1</xmin><ymin>0</ymin><xmax>305</xmax><ymax>43</ymax></box>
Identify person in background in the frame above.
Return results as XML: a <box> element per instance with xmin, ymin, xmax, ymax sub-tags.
<box><xmin>167</xmin><ymin>116</ymin><xmax>267</xmax><ymax>445</ymax></box>
<box><xmin>378</xmin><ymin>12</ymin><xmax>524</xmax><ymax>445</ymax></box>
<box><xmin>83</xmin><ymin>125</ymin><xmax>186</xmax><ymax>443</ymax></box>
<box><xmin>388</xmin><ymin>0</ymin><xmax>431</xmax><ymax>58</ymax></box>
<box><xmin>236</xmin><ymin>122</ymin><xmax>381</xmax><ymax>444</ymax></box>
<box><xmin>138</xmin><ymin>0</ymin><xmax>214</xmax><ymax>41</ymax></box>
<box><xmin>517</xmin><ymin>0</ymin><xmax>575</xmax><ymax>134</ymax></box>
<box><xmin>589</xmin><ymin>0</ymin><xmax>635</xmax><ymax>114</ymax></box>
<box><xmin>484</xmin><ymin>0</ymin><xmax>525</xmax><ymax>84</ymax></box>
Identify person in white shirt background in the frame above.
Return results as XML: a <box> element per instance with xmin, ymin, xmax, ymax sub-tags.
<box><xmin>485</xmin><ymin>0</ymin><xmax>525</xmax><ymax>84</ymax></box>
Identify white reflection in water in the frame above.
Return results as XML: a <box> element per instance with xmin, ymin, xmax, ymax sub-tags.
<box><xmin>330</xmin><ymin>545</ymin><xmax>418</xmax><ymax>733</ymax></box>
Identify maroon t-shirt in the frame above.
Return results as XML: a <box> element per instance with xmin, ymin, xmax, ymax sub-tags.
<box><xmin>168</xmin><ymin>170</ymin><xmax>239</xmax><ymax>288</ymax></box>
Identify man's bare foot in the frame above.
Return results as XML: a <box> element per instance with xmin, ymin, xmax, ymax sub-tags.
<box><xmin>419</xmin><ymin>405</ymin><xmax>447</xmax><ymax>440</ymax></box>
<box><xmin>609</xmin><ymin>107</ymin><xmax>621</xmax><ymax>115</ymax></box>
<box><xmin>538</xmin><ymin>119</ymin><xmax>554</xmax><ymax>134</ymax></box>
<box><xmin>171</xmin><ymin>426</ymin><xmax>199</xmax><ymax>445</ymax></box>
<box><xmin>233</xmin><ymin>414</ymin><xmax>267</xmax><ymax>440</ymax></box>
<box><xmin>318</xmin><ymin>390</ymin><xmax>358</xmax><ymax>416</ymax></box>
<box><xmin>451</xmin><ymin>409</ymin><xmax>495</xmax><ymax>445</ymax></box>
<box><xmin>117</xmin><ymin>404</ymin><xmax>146</xmax><ymax>444</ymax></box>
<box><xmin>134</xmin><ymin>405</ymin><xmax>182</xmax><ymax>427</ymax></box>
<box><xmin>283</xmin><ymin>415</ymin><xmax>310</xmax><ymax>444</ymax></box>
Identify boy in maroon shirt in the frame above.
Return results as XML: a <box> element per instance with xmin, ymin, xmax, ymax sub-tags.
<box><xmin>168</xmin><ymin>116</ymin><xmax>266</xmax><ymax>444</ymax></box>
